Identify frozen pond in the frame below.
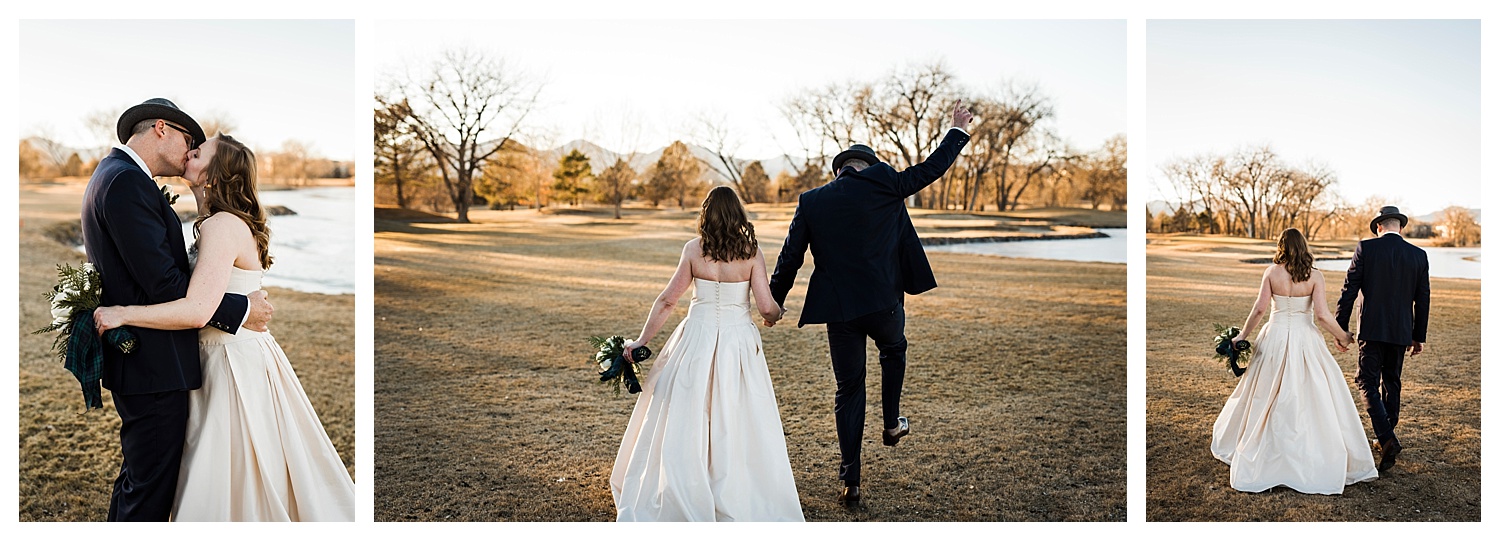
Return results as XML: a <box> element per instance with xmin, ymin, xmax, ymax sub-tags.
<box><xmin>928</xmin><ymin>228</ymin><xmax>1126</xmax><ymax>264</ymax></box>
<box><xmin>1316</xmin><ymin>246</ymin><xmax>1479</xmax><ymax>281</ymax></box>
<box><xmin>77</xmin><ymin>187</ymin><xmax>354</xmax><ymax>295</ymax></box>
<box><xmin>180</xmin><ymin>186</ymin><xmax>355</xmax><ymax>295</ymax></box>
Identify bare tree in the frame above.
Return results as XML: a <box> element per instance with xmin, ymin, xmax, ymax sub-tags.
<box><xmin>977</xmin><ymin>83</ymin><xmax>1055</xmax><ymax>212</ymax></box>
<box><xmin>1080</xmin><ymin>134</ymin><xmax>1126</xmax><ymax>210</ymax></box>
<box><xmin>197</xmin><ymin>112</ymin><xmax>238</xmax><ymax>139</ymax></box>
<box><xmin>692</xmin><ymin>111</ymin><xmax>751</xmax><ymax>200</ymax></box>
<box><xmin>857</xmin><ymin>61</ymin><xmax>958</xmax><ymax>208</ymax></box>
<box><xmin>386</xmin><ymin>48</ymin><xmax>542</xmax><ymax>222</ymax></box>
<box><xmin>83</xmin><ymin>108</ymin><xmax>121</xmax><ymax>152</ymax></box>
<box><xmin>1440</xmin><ymin>206</ymin><xmax>1480</xmax><ymax>247</ymax></box>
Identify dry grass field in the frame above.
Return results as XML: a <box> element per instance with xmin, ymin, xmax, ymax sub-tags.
<box><xmin>374</xmin><ymin>203</ymin><xmax>1126</xmax><ymax>521</ymax></box>
<box><xmin>17</xmin><ymin>180</ymin><xmax>356</xmax><ymax>522</ymax></box>
<box><xmin>1145</xmin><ymin>234</ymin><xmax>1480</xmax><ymax>521</ymax></box>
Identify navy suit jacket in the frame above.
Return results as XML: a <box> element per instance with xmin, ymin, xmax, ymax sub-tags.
<box><xmin>1335</xmin><ymin>233</ymin><xmax>1431</xmax><ymax>346</ymax></box>
<box><xmin>81</xmin><ymin>148</ymin><xmax>248</xmax><ymax>395</ymax></box>
<box><xmin>769</xmin><ymin>128</ymin><xmax>970</xmax><ymax>326</ymax></box>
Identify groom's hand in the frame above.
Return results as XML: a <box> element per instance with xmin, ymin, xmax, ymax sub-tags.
<box><xmin>952</xmin><ymin>99</ymin><xmax>973</xmax><ymax>131</ymax></box>
<box><xmin>245</xmin><ymin>290</ymin><xmax>273</xmax><ymax>332</ymax></box>
<box><xmin>1409</xmin><ymin>342</ymin><xmax>1424</xmax><ymax>356</ymax></box>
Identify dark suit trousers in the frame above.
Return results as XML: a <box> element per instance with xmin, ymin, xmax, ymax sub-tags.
<box><xmin>1356</xmin><ymin>340</ymin><xmax>1406</xmax><ymax>445</ymax></box>
<box><xmin>107</xmin><ymin>390</ymin><xmax>189</xmax><ymax>522</ymax></box>
<box><xmin>825</xmin><ymin>302</ymin><xmax>907</xmax><ymax>487</ymax></box>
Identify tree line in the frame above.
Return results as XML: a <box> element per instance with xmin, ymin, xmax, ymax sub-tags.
<box><xmin>1151</xmin><ymin>145</ymin><xmax>1479</xmax><ymax>246</ymax></box>
<box><xmin>19</xmin><ymin>113</ymin><xmax>349</xmax><ymax>185</ymax></box>
<box><xmin>374</xmin><ymin>49</ymin><xmax>1126</xmax><ymax>223</ymax></box>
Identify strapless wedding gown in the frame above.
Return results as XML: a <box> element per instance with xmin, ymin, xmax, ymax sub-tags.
<box><xmin>1211</xmin><ymin>294</ymin><xmax>1379</xmax><ymax>494</ymax></box>
<box><xmin>610</xmin><ymin>278</ymin><xmax>804</xmax><ymax>521</ymax></box>
<box><xmin>172</xmin><ymin>266</ymin><xmax>356</xmax><ymax>521</ymax></box>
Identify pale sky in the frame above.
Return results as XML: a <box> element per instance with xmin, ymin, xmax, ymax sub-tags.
<box><xmin>19</xmin><ymin>20</ymin><xmax>355</xmax><ymax>159</ymax></box>
<box><xmin>1147</xmin><ymin>20</ymin><xmax>1479</xmax><ymax>217</ymax></box>
<box><xmin>373</xmin><ymin>19</ymin><xmax>1124</xmax><ymax>160</ymax></box>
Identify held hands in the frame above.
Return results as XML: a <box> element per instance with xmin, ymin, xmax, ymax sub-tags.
<box><xmin>1410</xmin><ymin>342</ymin><xmax>1424</xmax><ymax>356</ymax></box>
<box><xmin>1332</xmin><ymin>333</ymin><xmax>1350</xmax><ymax>352</ymax></box>
<box><xmin>951</xmin><ymin>99</ymin><xmax>973</xmax><ymax>131</ymax></box>
<box><xmin>762</xmin><ymin>305</ymin><xmax>787</xmax><ymax>328</ymax></box>
<box><xmin>245</xmin><ymin>290</ymin><xmax>273</xmax><ymax>332</ymax></box>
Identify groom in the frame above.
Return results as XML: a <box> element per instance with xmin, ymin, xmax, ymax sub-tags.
<box><xmin>768</xmin><ymin>99</ymin><xmax>972</xmax><ymax>504</ymax></box>
<box><xmin>81</xmin><ymin>98</ymin><xmax>273</xmax><ymax>521</ymax></box>
<box><xmin>1335</xmin><ymin>205</ymin><xmax>1431</xmax><ymax>473</ymax></box>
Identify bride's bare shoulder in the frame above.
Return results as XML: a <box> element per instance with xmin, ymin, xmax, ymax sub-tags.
<box><xmin>199</xmin><ymin>212</ymin><xmax>252</xmax><ymax>237</ymax></box>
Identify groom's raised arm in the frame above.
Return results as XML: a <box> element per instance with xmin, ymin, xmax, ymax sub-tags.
<box><xmin>1334</xmin><ymin>241</ymin><xmax>1365</xmax><ymax>332</ymax></box>
<box><xmin>892</xmin><ymin>128</ymin><xmax>970</xmax><ymax>199</ymax></box>
<box><xmin>769</xmin><ymin>195</ymin><xmax>810</xmax><ymax>307</ymax></box>
<box><xmin>102</xmin><ymin>173</ymin><xmax>248</xmax><ymax>334</ymax></box>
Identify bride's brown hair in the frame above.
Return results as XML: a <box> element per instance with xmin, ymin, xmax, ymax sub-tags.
<box><xmin>698</xmin><ymin>186</ymin><xmax>757</xmax><ymax>262</ymax></box>
<box><xmin>1274</xmin><ymin>228</ymin><xmax>1313</xmax><ymax>282</ymax></box>
<box><xmin>193</xmin><ymin>134</ymin><xmax>273</xmax><ymax>269</ymax></box>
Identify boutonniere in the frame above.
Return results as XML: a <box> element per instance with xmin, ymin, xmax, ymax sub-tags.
<box><xmin>160</xmin><ymin>184</ymin><xmax>180</xmax><ymax>205</ymax></box>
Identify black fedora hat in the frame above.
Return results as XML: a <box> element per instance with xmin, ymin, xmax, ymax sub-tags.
<box><xmin>1369</xmin><ymin>205</ymin><xmax>1409</xmax><ymax>235</ymax></box>
<box><xmin>116</xmin><ymin>98</ymin><xmax>206</xmax><ymax>149</ymax></box>
<box><xmin>831</xmin><ymin>144</ymin><xmax>880</xmax><ymax>173</ymax></box>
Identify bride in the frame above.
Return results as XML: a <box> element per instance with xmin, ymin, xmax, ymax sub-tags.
<box><xmin>1211</xmin><ymin>228</ymin><xmax>1379</xmax><ymax>494</ymax></box>
<box><xmin>612</xmin><ymin>186</ymin><xmax>804</xmax><ymax>521</ymax></box>
<box><xmin>94</xmin><ymin>134</ymin><xmax>355</xmax><ymax>521</ymax></box>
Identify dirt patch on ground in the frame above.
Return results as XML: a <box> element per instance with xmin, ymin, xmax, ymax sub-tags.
<box><xmin>374</xmin><ymin>205</ymin><xmax>1125</xmax><ymax>521</ymax></box>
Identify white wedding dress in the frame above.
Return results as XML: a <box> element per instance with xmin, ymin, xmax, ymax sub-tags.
<box><xmin>1211</xmin><ymin>294</ymin><xmax>1379</xmax><ymax>494</ymax></box>
<box><xmin>172</xmin><ymin>265</ymin><xmax>356</xmax><ymax>521</ymax></box>
<box><xmin>610</xmin><ymin>278</ymin><xmax>804</xmax><ymax>521</ymax></box>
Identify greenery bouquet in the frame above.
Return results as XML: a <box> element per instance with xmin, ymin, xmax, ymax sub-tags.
<box><xmin>33</xmin><ymin>263</ymin><xmax>137</xmax><ymax>409</ymax></box>
<box><xmin>590</xmin><ymin>335</ymin><xmax>652</xmax><ymax>395</ymax></box>
<box><xmin>1212</xmin><ymin>323</ymin><xmax>1253</xmax><ymax>377</ymax></box>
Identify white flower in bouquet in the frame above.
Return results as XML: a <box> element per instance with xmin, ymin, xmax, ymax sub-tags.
<box><xmin>51</xmin><ymin>305</ymin><xmax>71</xmax><ymax>324</ymax></box>
<box><xmin>598</xmin><ymin>358</ymin><xmax>615</xmax><ymax>372</ymax></box>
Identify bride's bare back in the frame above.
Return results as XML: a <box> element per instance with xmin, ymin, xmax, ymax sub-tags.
<box><xmin>1265</xmin><ymin>264</ymin><xmax>1318</xmax><ymax>297</ymax></box>
<box><xmin>687</xmin><ymin>237</ymin><xmax>756</xmax><ymax>283</ymax></box>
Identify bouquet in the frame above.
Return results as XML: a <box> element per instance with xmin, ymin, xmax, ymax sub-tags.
<box><xmin>32</xmin><ymin>263</ymin><xmax>137</xmax><ymax>409</ymax></box>
<box><xmin>1212</xmin><ymin>323</ymin><xmax>1253</xmax><ymax>378</ymax></box>
<box><xmin>589</xmin><ymin>335</ymin><xmax>652</xmax><ymax>395</ymax></box>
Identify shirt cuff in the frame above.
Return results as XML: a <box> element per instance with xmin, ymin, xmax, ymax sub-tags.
<box><xmin>950</xmin><ymin>126</ymin><xmax>970</xmax><ymax>137</ymax></box>
<box><xmin>240</xmin><ymin>305</ymin><xmax>251</xmax><ymax>326</ymax></box>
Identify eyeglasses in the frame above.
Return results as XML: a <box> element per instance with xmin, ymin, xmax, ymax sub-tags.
<box><xmin>161</xmin><ymin>121</ymin><xmax>197</xmax><ymax>149</ymax></box>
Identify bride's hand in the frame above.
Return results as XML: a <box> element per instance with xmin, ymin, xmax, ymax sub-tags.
<box><xmin>1333</xmin><ymin>333</ymin><xmax>1350</xmax><ymax>352</ymax></box>
<box><xmin>93</xmin><ymin>306</ymin><xmax>127</xmax><ymax>335</ymax></box>
<box><xmin>622</xmin><ymin>340</ymin><xmax>644</xmax><ymax>362</ymax></box>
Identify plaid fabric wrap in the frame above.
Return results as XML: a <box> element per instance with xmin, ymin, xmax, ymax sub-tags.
<box><xmin>63</xmin><ymin>313</ymin><xmax>136</xmax><ymax>410</ymax></box>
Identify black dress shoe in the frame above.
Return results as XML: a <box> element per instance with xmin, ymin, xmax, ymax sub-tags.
<box><xmin>837</xmin><ymin>486</ymin><xmax>861</xmax><ymax>505</ymax></box>
<box><xmin>1378</xmin><ymin>439</ymin><xmax>1403</xmax><ymax>472</ymax></box>
<box><xmin>883</xmin><ymin>417</ymin><xmax>910</xmax><ymax>446</ymax></box>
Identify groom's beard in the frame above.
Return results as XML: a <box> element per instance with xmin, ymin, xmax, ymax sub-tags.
<box><xmin>156</xmin><ymin>150</ymin><xmax>188</xmax><ymax>177</ymax></box>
